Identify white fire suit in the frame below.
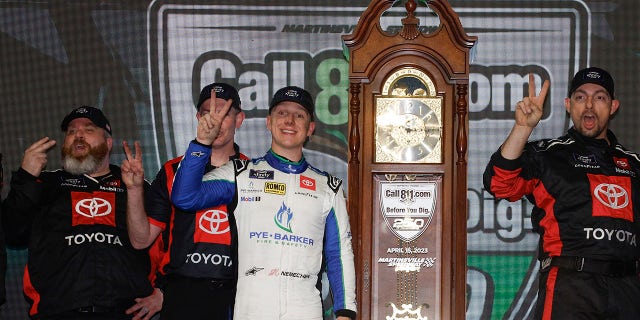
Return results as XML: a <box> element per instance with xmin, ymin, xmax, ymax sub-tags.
<box><xmin>171</xmin><ymin>141</ymin><xmax>357</xmax><ymax>320</ymax></box>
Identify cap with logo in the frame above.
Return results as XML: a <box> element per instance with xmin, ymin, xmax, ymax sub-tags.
<box><xmin>196</xmin><ymin>83</ymin><xmax>241</xmax><ymax>111</ymax></box>
<box><xmin>568</xmin><ymin>67</ymin><xmax>615</xmax><ymax>99</ymax></box>
<box><xmin>269</xmin><ymin>86</ymin><xmax>315</xmax><ymax>118</ymax></box>
<box><xmin>60</xmin><ymin>106</ymin><xmax>112</xmax><ymax>135</ymax></box>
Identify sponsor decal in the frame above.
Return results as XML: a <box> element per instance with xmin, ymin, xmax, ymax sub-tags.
<box><xmin>614</xmin><ymin>157</ymin><xmax>630</xmax><ymax>170</ymax></box>
<box><xmin>65</xmin><ymin>232</ymin><xmax>122</xmax><ymax>246</ymax></box>
<box><xmin>249</xmin><ymin>231</ymin><xmax>314</xmax><ymax>246</ymax></box>
<box><xmin>300</xmin><ymin>175</ymin><xmax>316</xmax><ymax>191</ymax></box>
<box><xmin>104</xmin><ymin>180</ymin><xmax>121</xmax><ymax>187</ymax></box>
<box><xmin>267</xmin><ymin>268</ymin><xmax>311</xmax><ymax>279</ymax></box>
<box><xmin>240</xmin><ymin>181</ymin><xmax>263</xmax><ymax>194</ymax></box>
<box><xmin>249</xmin><ymin>169</ymin><xmax>274</xmax><ymax>180</ymax></box>
<box><xmin>185</xmin><ymin>252</ymin><xmax>232</xmax><ymax>266</ymax></box>
<box><xmin>327</xmin><ymin>175</ymin><xmax>342</xmax><ymax>193</ymax></box>
<box><xmin>245</xmin><ymin>266</ymin><xmax>264</xmax><ymax>276</ymax></box>
<box><xmin>240</xmin><ymin>196</ymin><xmax>262</xmax><ymax>202</ymax></box>
<box><xmin>190</xmin><ymin>150</ymin><xmax>206</xmax><ymax>158</ymax></box>
<box><xmin>194</xmin><ymin>206</ymin><xmax>231</xmax><ymax>245</ymax></box>
<box><xmin>265</xmin><ymin>182</ymin><xmax>286</xmax><ymax>195</ymax></box>
<box><xmin>573</xmin><ymin>153</ymin><xmax>599</xmax><ymax>168</ymax></box>
<box><xmin>99</xmin><ymin>185</ymin><xmax>125</xmax><ymax>192</ymax></box>
<box><xmin>588</xmin><ymin>174</ymin><xmax>633</xmax><ymax>221</ymax></box>
<box><xmin>540</xmin><ymin>257</ymin><xmax>552</xmax><ymax>270</ymax></box>
<box><xmin>584</xmin><ymin>227</ymin><xmax>636</xmax><ymax>246</ymax></box>
<box><xmin>274</xmin><ymin>202</ymin><xmax>293</xmax><ymax>233</ymax></box>
<box><xmin>71</xmin><ymin>191</ymin><xmax>116</xmax><ymax>227</ymax></box>
<box><xmin>294</xmin><ymin>191</ymin><xmax>318</xmax><ymax>199</ymax></box>
<box><xmin>61</xmin><ymin>178</ymin><xmax>84</xmax><ymax>187</ymax></box>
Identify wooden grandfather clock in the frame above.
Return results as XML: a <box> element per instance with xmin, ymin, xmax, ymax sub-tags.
<box><xmin>342</xmin><ymin>1</ymin><xmax>476</xmax><ymax>319</ymax></box>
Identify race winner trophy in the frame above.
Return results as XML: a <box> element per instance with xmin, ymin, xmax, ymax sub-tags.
<box><xmin>343</xmin><ymin>1</ymin><xmax>476</xmax><ymax>319</ymax></box>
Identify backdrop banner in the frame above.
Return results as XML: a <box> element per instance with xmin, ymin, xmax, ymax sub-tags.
<box><xmin>0</xmin><ymin>1</ymin><xmax>638</xmax><ymax>319</ymax></box>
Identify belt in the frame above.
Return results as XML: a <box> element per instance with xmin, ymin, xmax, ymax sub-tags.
<box><xmin>75</xmin><ymin>305</ymin><xmax>123</xmax><ymax>313</ymax></box>
<box><xmin>168</xmin><ymin>274</ymin><xmax>235</xmax><ymax>289</ymax></box>
<box><xmin>541</xmin><ymin>256</ymin><xmax>639</xmax><ymax>277</ymax></box>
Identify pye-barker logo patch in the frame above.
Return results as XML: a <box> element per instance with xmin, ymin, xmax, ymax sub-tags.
<box><xmin>274</xmin><ymin>202</ymin><xmax>293</xmax><ymax>233</ymax></box>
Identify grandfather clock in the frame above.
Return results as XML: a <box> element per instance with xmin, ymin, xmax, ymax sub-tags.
<box><xmin>342</xmin><ymin>1</ymin><xmax>476</xmax><ymax>319</ymax></box>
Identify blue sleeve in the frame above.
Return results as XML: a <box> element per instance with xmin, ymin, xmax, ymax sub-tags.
<box><xmin>323</xmin><ymin>195</ymin><xmax>357</xmax><ymax>318</ymax></box>
<box><xmin>170</xmin><ymin>141</ymin><xmax>236</xmax><ymax>211</ymax></box>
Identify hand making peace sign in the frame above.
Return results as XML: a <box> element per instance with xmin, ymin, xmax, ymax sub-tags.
<box><xmin>121</xmin><ymin>140</ymin><xmax>144</xmax><ymax>190</ymax></box>
<box><xmin>515</xmin><ymin>73</ymin><xmax>550</xmax><ymax>129</ymax></box>
<box><xmin>195</xmin><ymin>89</ymin><xmax>234</xmax><ymax>146</ymax></box>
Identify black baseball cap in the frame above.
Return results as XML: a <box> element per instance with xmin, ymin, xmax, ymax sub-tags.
<box><xmin>196</xmin><ymin>83</ymin><xmax>241</xmax><ymax>111</ymax></box>
<box><xmin>60</xmin><ymin>106</ymin><xmax>112</xmax><ymax>135</ymax></box>
<box><xmin>269</xmin><ymin>86</ymin><xmax>315</xmax><ymax>118</ymax></box>
<box><xmin>568</xmin><ymin>67</ymin><xmax>615</xmax><ymax>99</ymax></box>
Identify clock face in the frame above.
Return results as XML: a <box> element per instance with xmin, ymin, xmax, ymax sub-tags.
<box><xmin>375</xmin><ymin>98</ymin><xmax>442</xmax><ymax>163</ymax></box>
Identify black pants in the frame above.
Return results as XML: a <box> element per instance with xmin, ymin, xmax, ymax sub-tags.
<box><xmin>161</xmin><ymin>275</ymin><xmax>235</xmax><ymax>320</ymax></box>
<box><xmin>535</xmin><ymin>266</ymin><xmax>640</xmax><ymax>319</ymax></box>
<box><xmin>37</xmin><ymin>308</ymin><xmax>131</xmax><ymax>320</ymax></box>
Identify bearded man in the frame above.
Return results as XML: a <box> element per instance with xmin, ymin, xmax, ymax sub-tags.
<box><xmin>1</xmin><ymin>106</ymin><xmax>161</xmax><ymax>320</ymax></box>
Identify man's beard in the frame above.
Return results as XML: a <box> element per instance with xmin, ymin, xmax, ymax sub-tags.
<box><xmin>61</xmin><ymin>140</ymin><xmax>109</xmax><ymax>175</ymax></box>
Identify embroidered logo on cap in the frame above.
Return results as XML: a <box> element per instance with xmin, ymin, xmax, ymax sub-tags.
<box><xmin>586</xmin><ymin>71</ymin><xmax>602</xmax><ymax>79</ymax></box>
<box><xmin>284</xmin><ymin>89</ymin><xmax>300</xmax><ymax>98</ymax></box>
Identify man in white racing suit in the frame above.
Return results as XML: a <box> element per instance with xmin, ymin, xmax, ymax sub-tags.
<box><xmin>171</xmin><ymin>86</ymin><xmax>357</xmax><ymax>320</ymax></box>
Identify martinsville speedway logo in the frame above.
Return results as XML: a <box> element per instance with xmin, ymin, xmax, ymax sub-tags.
<box><xmin>148</xmin><ymin>2</ymin><xmax>590</xmax><ymax>319</ymax></box>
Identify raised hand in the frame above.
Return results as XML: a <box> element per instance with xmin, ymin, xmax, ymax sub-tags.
<box><xmin>515</xmin><ymin>73</ymin><xmax>550</xmax><ymax>129</ymax></box>
<box><xmin>500</xmin><ymin>74</ymin><xmax>551</xmax><ymax>159</ymax></box>
<box><xmin>21</xmin><ymin>137</ymin><xmax>56</xmax><ymax>177</ymax></box>
<box><xmin>196</xmin><ymin>89</ymin><xmax>233</xmax><ymax>145</ymax></box>
<box><xmin>121</xmin><ymin>140</ymin><xmax>144</xmax><ymax>190</ymax></box>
